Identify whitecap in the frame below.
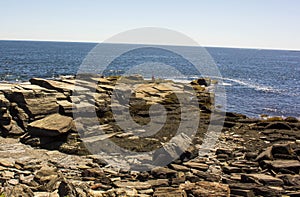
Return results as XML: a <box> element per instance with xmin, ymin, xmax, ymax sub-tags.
<box><xmin>213</xmin><ymin>76</ymin><xmax>281</xmax><ymax>93</ymax></box>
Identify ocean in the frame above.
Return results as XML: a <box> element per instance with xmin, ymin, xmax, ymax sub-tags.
<box><xmin>0</xmin><ymin>40</ymin><xmax>299</xmax><ymax>118</ymax></box>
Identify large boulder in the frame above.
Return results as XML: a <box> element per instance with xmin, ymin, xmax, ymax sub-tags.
<box><xmin>27</xmin><ymin>114</ymin><xmax>74</xmax><ymax>137</ymax></box>
<box><xmin>7</xmin><ymin>89</ymin><xmax>59</xmax><ymax>120</ymax></box>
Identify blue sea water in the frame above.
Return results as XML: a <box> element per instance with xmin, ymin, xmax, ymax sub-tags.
<box><xmin>0</xmin><ymin>40</ymin><xmax>299</xmax><ymax>118</ymax></box>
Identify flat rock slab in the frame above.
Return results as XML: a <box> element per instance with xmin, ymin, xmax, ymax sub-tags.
<box><xmin>30</xmin><ymin>78</ymin><xmax>88</xmax><ymax>93</ymax></box>
<box><xmin>241</xmin><ymin>173</ymin><xmax>284</xmax><ymax>186</ymax></box>
<box><xmin>263</xmin><ymin>160</ymin><xmax>300</xmax><ymax>169</ymax></box>
<box><xmin>183</xmin><ymin>161</ymin><xmax>209</xmax><ymax>171</ymax></box>
<box><xmin>153</xmin><ymin>187</ymin><xmax>187</xmax><ymax>197</ymax></box>
<box><xmin>180</xmin><ymin>181</ymin><xmax>230</xmax><ymax>197</ymax></box>
<box><xmin>28</xmin><ymin>114</ymin><xmax>73</xmax><ymax>137</ymax></box>
<box><xmin>113</xmin><ymin>181</ymin><xmax>152</xmax><ymax>190</ymax></box>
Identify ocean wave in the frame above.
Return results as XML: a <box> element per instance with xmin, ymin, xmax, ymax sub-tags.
<box><xmin>263</xmin><ymin>107</ymin><xmax>278</xmax><ymax>112</ymax></box>
<box><xmin>219</xmin><ymin>82</ymin><xmax>232</xmax><ymax>86</ymax></box>
<box><xmin>215</xmin><ymin>77</ymin><xmax>281</xmax><ymax>93</ymax></box>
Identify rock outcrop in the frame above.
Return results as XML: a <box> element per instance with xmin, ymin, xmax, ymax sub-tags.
<box><xmin>0</xmin><ymin>75</ymin><xmax>299</xmax><ymax>196</ymax></box>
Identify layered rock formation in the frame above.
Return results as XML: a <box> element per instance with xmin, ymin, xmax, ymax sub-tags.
<box><xmin>0</xmin><ymin>76</ymin><xmax>299</xmax><ymax>196</ymax></box>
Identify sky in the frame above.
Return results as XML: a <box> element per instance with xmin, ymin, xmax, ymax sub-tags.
<box><xmin>0</xmin><ymin>0</ymin><xmax>300</xmax><ymax>50</ymax></box>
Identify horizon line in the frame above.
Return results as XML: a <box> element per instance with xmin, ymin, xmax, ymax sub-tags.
<box><xmin>0</xmin><ymin>39</ymin><xmax>299</xmax><ymax>52</ymax></box>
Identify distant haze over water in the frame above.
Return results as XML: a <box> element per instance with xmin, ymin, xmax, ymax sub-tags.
<box><xmin>0</xmin><ymin>40</ymin><xmax>299</xmax><ymax>118</ymax></box>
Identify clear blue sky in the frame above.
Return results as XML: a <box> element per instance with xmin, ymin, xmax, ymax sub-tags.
<box><xmin>0</xmin><ymin>0</ymin><xmax>299</xmax><ymax>50</ymax></box>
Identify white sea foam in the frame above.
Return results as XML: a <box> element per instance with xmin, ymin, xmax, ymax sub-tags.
<box><xmin>215</xmin><ymin>77</ymin><xmax>281</xmax><ymax>93</ymax></box>
<box><xmin>263</xmin><ymin>107</ymin><xmax>278</xmax><ymax>112</ymax></box>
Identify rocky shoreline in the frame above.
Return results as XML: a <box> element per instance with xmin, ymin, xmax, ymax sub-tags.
<box><xmin>0</xmin><ymin>75</ymin><xmax>300</xmax><ymax>196</ymax></box>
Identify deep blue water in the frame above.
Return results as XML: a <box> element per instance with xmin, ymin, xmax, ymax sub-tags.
<box><xmin>0</xmin><ymin>40</ymin><xmax>299</xmax><ymax>118</ymax></box>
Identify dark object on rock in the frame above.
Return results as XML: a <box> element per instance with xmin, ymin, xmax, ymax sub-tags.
<box><xmin>265</xmin><ymin>122</ymin><xmax>292</xmax><ymax>130</ymax></box>
<box><xmin>58</xmin><ymin>180</ymin><xmax>77</xmax><ymax>197</ymax></box>
<box><xmin>285</xmin><ymin>117</ymin><xmax>299</xmax><ymax>123</ymax></box>
<box><xmin>191</xmin><ymin>78</ymin><xmax>209</xmax><ymax>87</ymax></box>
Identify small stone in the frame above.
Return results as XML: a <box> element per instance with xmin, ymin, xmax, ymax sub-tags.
<box><xmin>146</xmin><ymin>179</ymin><xmax>169</xmax><ymax>187</ymax></box>
<box><xmin>139</xmin><ymin>188</ymin><xmax>154</xmax><ymax>194</ymax></box>
<box><xmin>114</xmin><ymin>181</ymin><xmax>152</xmax><ymax>190</ymax></box>
<box><xmin>151</xmin><ymin>167</ymin><xmax>177</xmax><ymax>178</ymax></box>
<box><xmin>170</xmin><ymin>164</ymin><xmax>190</xmax><ymax>172</ymax></box>
<box><xmin>34</xmin><ymin>165</ymin><xmax>58</xmax><ymax>183</ymax></box>
<box><xmin>0</xmin><ymin>158</ymin><xmax>15</xmax><ymax>167</ymax></box>
<box><xmin>180</xmin><ymin>181</ymin><xmax>230</xmax><ymax>197</ymax></box>
<box><xmin>90</xmin><ymin>183</ymin><xmax>112</xmax><ymax>190</ymax></box>
<box><xmin>183</xmin><ymin>161</ymin><xmax>208</xmax><ymax>171</ymax></box>
<box><xmin>8</xmin><ymin>179</ymin><xmax>19</xmax><ymax>185</ymax></box>
<box><xmin>1</xmin><ymin>170</ymin><xmax>15</xmax><ymax>179</ymax></box>
<box><xmin>153</xmin><ymin>187</ymin><xmax>187</xmax><ymax>197</ymax></box>
<box><xmin>82</xmin><ymin>168</ymin><xmax>104</xmax><ymax>177</ymax></box>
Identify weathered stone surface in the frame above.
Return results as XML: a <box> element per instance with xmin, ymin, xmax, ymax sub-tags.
<box><xmin>153</xmin><ymin>187</ymin><xmax>187</xmax><ymax>197</ymax></box>
<box><xmin>57</xmin><ymin>100</ymin><xmax>73</xmax><ymax>116</ymax></box>
<box><xmin>8</xmin><ymin>90</ymin><xmax>59</xmax><ymax>120</ymax></box>
<box><xmin>183</xmin><ymin>161</ymin><xmax>209</xmax><ymax>171</ymax></box>
<box><xmin>113</xmin><ymin>181</ymin><xmax>152</xmax><ymax>190</ymax></box>
<box><xmin>255</xmin><ymin>146</ymin><xmax>273</xmax><ymax>161</ymax></box>
<box><xmin>180</xmin><ymin>181</ymin><xmax>230</xmax><ymax>197</ymax></box>
<box><xmin>230</xmin><ymin>188</ymin><xmax>255</xmax><ymax>197</ymax></box>
<box><xmin>151</xmin><ymin>167</ymin><xmax>177</xmax><ymax>179</ymax></box>
<box><xmin>2</xmin><ymin>185</ymin><xmax>34</xmax><ymax>197</ymax></box>
<box><xmin>0</xmin><ymin>158</ymin><xmax>15</xmax><ymax>167</ymax></box>
<box><xmin>262</xmin><ymin>160</ymin><xmax>300</xmax><ymax>173</ymax></box>
<box><xmin>30</xmin><ymin>78</ymin><xmax>76</xmax><ymax>93</ymax></box>
<box><xmin>153</xmin><ymin>133</ymin><xmax>193</xmax><ymax>165</ymax></box>
<box><xmin>1</xmin><ymin>76</ymin><xmax>300</xmax><ymax>197</ymax></box>
<box><xmin>278</xmin><ymin>174</ymin><xmax>300</xmax><ymax>186</ymax></box>
<box><xmin>146</xmin><ymin>179</ymin><xmax>169</xmax><ymax>188</ymax></box>
<box><xmin>28</xmin><ymin>114</ymin><xmax>73</xmax><ymax>137</ymax></box>
<box><xmin>241</xmin><ymin>174</ymin><xmax>284</xmax><ymax>186</ymax></box>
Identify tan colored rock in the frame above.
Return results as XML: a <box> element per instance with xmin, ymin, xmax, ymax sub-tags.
<box><xmin>151</xmin><ymin>167</ymin><xmax>177</xmax><ymax>179</ymax></box>
<box><xmin>57</xmin><ymin>100</ymin><xmax>73</xmax><ymax>115</ymax></box>
<box><xmin>180</xmin><ymin>181</ymin><xmax>230</xmax><ymax>197</ymax></box>
<box><xmin>183</xmin><ymin>161</ymin><xmax>209</xmax><ymax>171</ymax></box>
<box><xmin>30</xmin><ymin>78</ymin><xmax>76</xmax><ymax>93</ymax></box>
<box><xmin>263</xmin><ymin>160</ymin><xmax>300</xmax><ymax>171</ymax></box>
<box><xmin>28</xmin><ymin>114</ymin><xmax>73</xmax><ymax>137</ymax></box>
<box><xmin>9</xmin><ymin>90</ymin><xmax>59</xmax><ymax>119</ymax></box>
<box><xmin>241</xmin><ymin>174</ymin><xmax>284</xmax><ymax>186</ymax></box>
<box><xmin>154</xmin><ymin>187</ymin><xmax>187</xmax><ymax>197</ymax></box>
<box><xmin>146</xmin><ymin>179</ymin><xmax>169</xmax><ymax>188</ymax></box>
<box><xmin>0</xmin><ymin>93</ymin><xmax>10</xmax><ymax>107</ymax></box>
<box><xmin>113</xmin><ymin>181</ymin><xmax>151</xmax><ymax>190</ymax></box>
<box><xmin>0</xmin><ymin>157</ymin><xmax>15</xmax><ymax>167</ymax></box>
<box><xmin>255</xmin><ymin>146</ymin><xmax>273</xmax><ymax>161</ymax></box>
